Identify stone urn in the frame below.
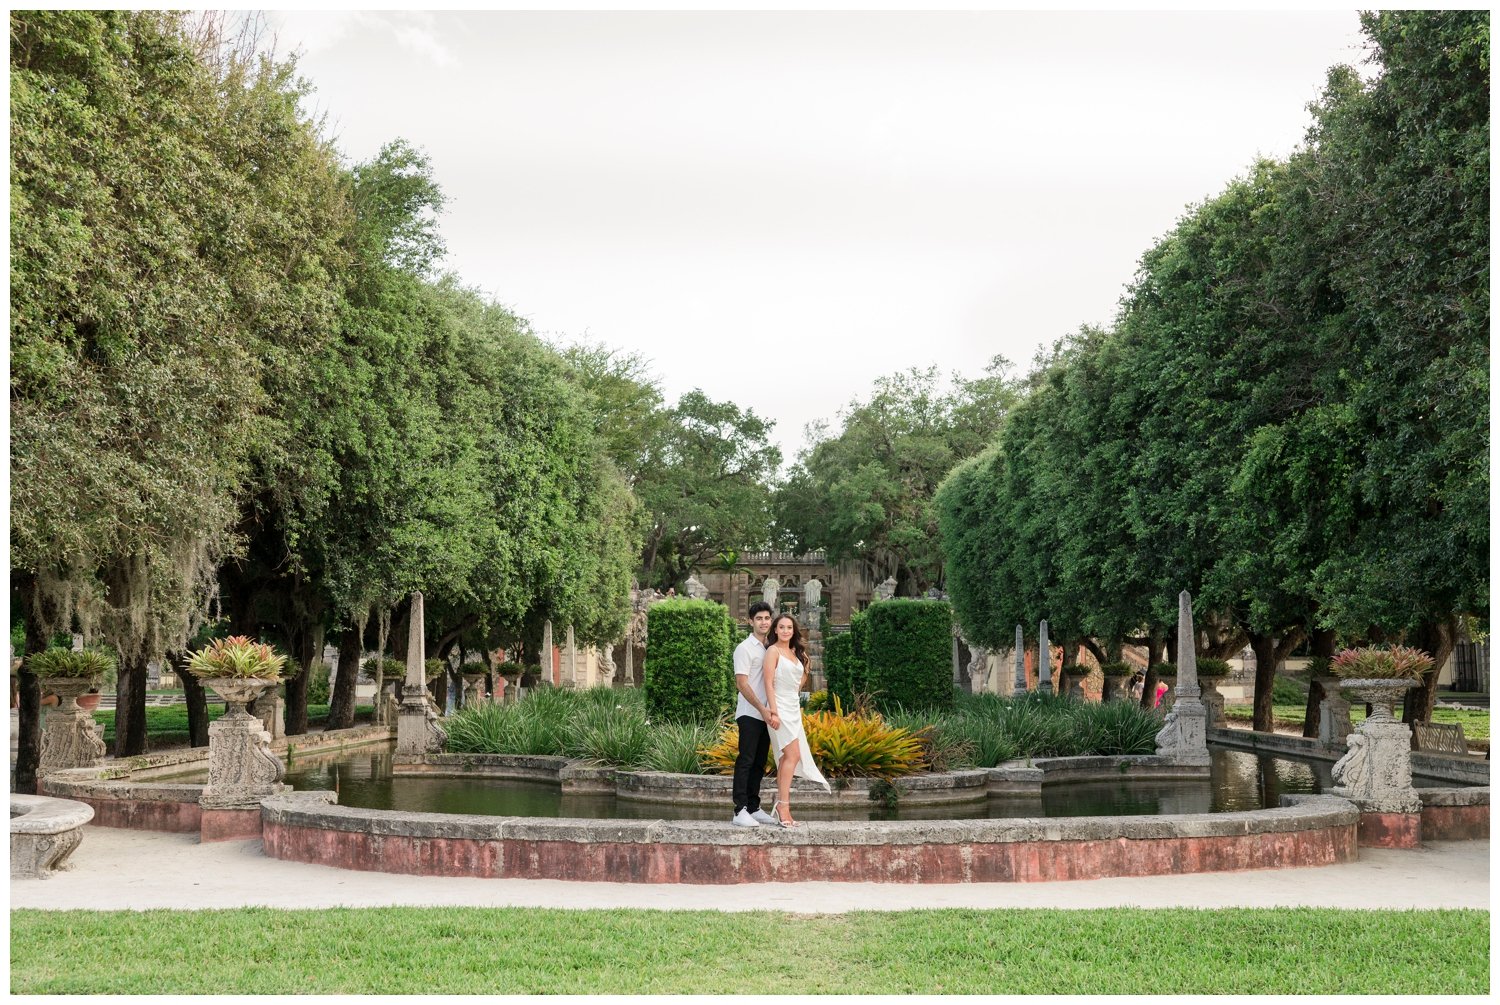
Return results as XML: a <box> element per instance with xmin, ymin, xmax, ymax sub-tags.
<box><xmin>461</xmin><ymin>672</ymin><xmax>486</xmax><ymax>707</ymax></box>
<box><xmin>1330</xmin><ymin>677</ymin><xmax>1422</xmax><ymax>814</ymax></box>
<box><xmin>1316</xmin><ymin>675</ymin><xmax>1353</xmax><ymax>748</ymax></box>
<box><xmin>37</xmin><ymin>676</ymin><xmax>107</xmax><ymax>775</ymax></box>
<box><xmin>199</xmin><ymin>677</ymin><xmax>287</xmax><ymax>809</ymax></box>
<box><xmin>1102</xmin><ymin>669</ymin><xmax>1133</xmax><ymax>702</ymax></box>
<box><xmin>1197</xmin><ymin>673</ymin><xmax>1228</xmax><ymax>727</ymax></box>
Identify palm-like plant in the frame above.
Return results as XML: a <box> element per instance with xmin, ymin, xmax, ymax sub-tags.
<box><xmin>184</xmin><ymin>636</ymin><xmax>287</xmax><ymax>681</ymax></box>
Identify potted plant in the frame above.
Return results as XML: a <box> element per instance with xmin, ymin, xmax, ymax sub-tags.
<box><xmin>1331</xmin><ymin>645</ymin><xmax>1434</xmax><ymax>724</ymax></box>
<box><xmin>184</xmin><ymin>635</ymin><xmax>288</xmax><ymax>710</ymax></box>
<box><xmin>27</xmin><ymin>647</ymin><xmax>116</xmax><ymax>712</ymax></box>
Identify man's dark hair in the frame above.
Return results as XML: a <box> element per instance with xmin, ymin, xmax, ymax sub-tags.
<box><xmin>748</xmin><ymin>601</ymin><xmax>773</xmax><ymax>619</ymax></box>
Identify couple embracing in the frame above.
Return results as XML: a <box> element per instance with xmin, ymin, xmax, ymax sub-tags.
<box><xmin>731</xmin><ymin>601</ymin><xmax>831</xmax><ymax>828</ymax></box>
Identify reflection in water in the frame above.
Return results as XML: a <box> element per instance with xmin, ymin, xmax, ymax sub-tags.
<box><xmin>264</xmin><ymin>746</ymin><xmax>1344</xmax><ymax>821</ymax></box>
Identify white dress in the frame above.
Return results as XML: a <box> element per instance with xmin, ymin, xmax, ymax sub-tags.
<box><xmin>766</xmin><ymin>649</ymin><xmax>831</xmax><ymax>793</ymax></box>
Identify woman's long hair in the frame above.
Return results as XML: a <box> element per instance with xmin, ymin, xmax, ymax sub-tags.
<box><xmin>769</xmin><ymin>614</ymin><xmax>808</xmax><ymax>670</ymax></box>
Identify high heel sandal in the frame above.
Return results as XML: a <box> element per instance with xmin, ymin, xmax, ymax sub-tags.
<box><xmin>772</xmin><ymin>799</ymin><xmax>798</xmax><ymax>828</ymax></box>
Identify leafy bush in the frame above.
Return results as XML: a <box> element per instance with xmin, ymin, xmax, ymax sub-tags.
<box><xmin>1150</xmin><ymin>662</ymin><xmax>1176</xmax><ymax>678</ymax></box>
<box><xmin>459</xmin><ymin>661</ymin><xmax>489</xmax><ymax>677</ymax></box>
<box><xmin>805</xmin><ymin>689</ymin><xmax>830</xmax><ymax>712</ymax></box>
<box><xmin>643</xmin><ymin>599</ymin><xmax>734</xmax><ymax>724</ymax></box>
<box><xmin>1272</xmin><ymin>674</ymin><xmax>1308</xmax><ymax>704</ymax></box>
<box><xmin>849</xmin><ymin>609</ymin><xmax>872</xmax><ymax>688</ymax></box>
<box><xmin>1099</xmin><ymin>661</ymin><xmax>1133</xmax><ymax>677</ymax></box>
<box><xmin>823</xmin><ymin>633</ymin><xmax>858</xmax><ymax>710</ymax></box>
<box><xmin>303</xmin><ymin>661</ymin><xmax>331</xmax><ymax>706</ymax></box>
<box><xmin>699</xmin><ymin>707</ymin><xmax>927</xmax><ymax>779</ymax></box>
<box><xmin>642</xmin><ymin>722</ymin><xmax>713</xmax><ymax>774</ymax></box>
<box><xmin>867</xmin><ymin>599</ymin><xmax>955</xmax><ymax>712</ymax></box>
<box><xmin>186</xmin><ymin>636</ymin><xmax>287</xmax><ymax>681</ymax></box>
<box><xmin>1197</xmin><ymin>657</ymin><xmax>1232</xmax><ymax>677</ymax></box>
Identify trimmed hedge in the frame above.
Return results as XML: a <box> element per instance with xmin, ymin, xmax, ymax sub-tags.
<box><xmin>643</xmin><ymin>599</ymin><xmax>735</xmax><ymax>724</ymax></box>
<box><xmin>867</xmin><ymin>599</ymin><xmax>955</xmax><ymax>711</ymax></box>
<box><xmin>823</xmin><ymin>632</ymin><xmax>858</xmax><ymax>710</ymax></box>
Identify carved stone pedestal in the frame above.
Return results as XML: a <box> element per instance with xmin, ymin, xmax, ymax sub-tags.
<box><xmin>37</xmin><ymin>677</ymin><xmax>107</xmax><ymax>776</ymax></box>
<box><xmin>461</xmin><ymin>673</ymin><xmax>486</xmax><ymax>708</ymax></box>
<box><xmin>1317</xmin><ymin>676</ymin><xmax>1353</xmax><ymax>748</ymax></box>
<box><xmin>1331</xmin><ymin>679</ymin><xmax>1422</xmax><ymax>815</ymax></box>
<box><xmin>1102</xmin><ymin>672</ymin><xmax>1132</xmax><ymax>702</ymax></box>
<box><xmin>1199</xmin><ymin>676</ymin><xmax>1227</xmax><ymax>727</ymax></box>
<box><xmin>199</xmin><ymin>677</ymin><xmax>287</xmax><ymax>810</ymax></box>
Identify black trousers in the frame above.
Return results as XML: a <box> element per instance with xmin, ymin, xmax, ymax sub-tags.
<box><xmin>732</xmin><ymin>715</ymin><xmax>772</xmax><ymax>813</ymax></box>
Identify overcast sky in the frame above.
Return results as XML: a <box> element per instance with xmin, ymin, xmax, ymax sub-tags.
<box><xmin>266</xmin><ymin>10</ymin><xmax>1369</xmax><ymax>464</ymax></box>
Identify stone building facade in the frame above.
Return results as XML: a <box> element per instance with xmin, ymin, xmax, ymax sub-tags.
<box><xmin>693</xmin><ymin>551</ymin><xmax>882</xmax><ymax>624</ymax></box>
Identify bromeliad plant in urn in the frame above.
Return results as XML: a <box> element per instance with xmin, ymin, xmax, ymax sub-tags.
<box><xmin>1330</xmin><ymin>646</ymin><xmax>1433</xmax><ymax>724</ymax></box>
<box><xmin>186</xmin><ymin>636</ymin><xmax>289</xmax><ymax>808</ymax></box>
<box><xmin>29</xmin><ymin>647</ymin><xmax>115</xmax><ymax>774</ymax></box>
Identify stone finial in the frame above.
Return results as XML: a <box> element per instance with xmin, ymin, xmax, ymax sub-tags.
<box><xmin>1037</xmin><ymin>620</ymin><xmax>1052</xmax><ymax>693</ymax></box>
<box><xmin>1174</xmin><ymin>590</ymin><xmax>1200</xmax><ymax>700</ymax></box>
<box><xmin>1013</xmin><ymin>624</ymin><xmax>1026</xmax><ymax>692</ymax></box>
<box><xmin>541</xmin><ymin>619</ymin><xmax>554</xmax><ymax>686</ymax></box>
<box><xmin>397</xmin><ymin>590</ymin><xmax>443</xmax><ymax>756</ymax></box>
<box><xmin>684</xmin><ymin>575</ymin><xmax>709</xmax><ymax>600</ymax></box>
<box><xmin>875</xmin><ymin>577</ymin><xmax>897</xmax><ymax>602</ymax></box>
<box><xmin>404</xmin><ymin>590</ymin><xmax>425</xmax><ymax>688</ymax></box>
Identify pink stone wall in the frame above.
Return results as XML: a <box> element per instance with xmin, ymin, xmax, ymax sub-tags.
<box><xmin>199</xmin><ymin>808</ymin><xmax>263</xmax><ymax>842</ymax></box>
<box><xmin>262</xmin><ymin>821</ymin><xmax>1358</xmax><ymax>884</ymax></box>
<box><xmin>53</xmin><ymin>794</ymin><xmax>201</xmax><ymax>833</ymax></box>
<box><xmin>1357</xmin><ymin>812</ymin><xmax>1423</xmax><ymax>848</ymax></box>
<box><xmin>1421</xmin><ymin>804</ymin><xmax>1490</xmax><ymax>841</ymax></box>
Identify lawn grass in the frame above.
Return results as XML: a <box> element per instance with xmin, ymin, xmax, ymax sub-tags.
<box><xmin>89</xmin><ymin>704</ymin><xmax>372</xmax><ymax>748</ymax></box>
<box><xmin>1222</xmin><ymin>704</ymin><xmax>1490</xmax><ymax>740</ymax></box>
<box><xmin>10</xmin><ymin>906</ymin><xmax>1486</xmax><ymax>994</ymax></box>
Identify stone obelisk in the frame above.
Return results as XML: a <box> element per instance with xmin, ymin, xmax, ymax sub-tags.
<box><xmin>1154</xmin><ymin>591</ymin><xmax>1210</xmax><ymax>766</ymax></box>
<box><xmin>1013</xmin><ymin>625</ymin><xmax>1026</xmax><ymax>693</ymax></box>
<box><xmin>1037</xmin><ymin>620</ymin><xmax>1052</xmax><ymax>694</ymax></box>
<box><xmin>397</xmin><ymin>591</ymin><xmax>444</xmax><ymax>757</ymax></box>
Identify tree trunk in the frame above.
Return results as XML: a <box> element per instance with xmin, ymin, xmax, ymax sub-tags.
<box><xmin>1247</xmin><ymin>631</ymin><xmax>1277</xmax><ymax>734</ymax></box>
<box><xmin>1146</xmin><ymin>631</ymin><xmax>1164</xmax><ymax>671</ymax></box>
<box><xmin>1301</xmin><ymin>627</ymin><xmax>1336</xmax><ymax>738</ymax></box>
<box><xmin>1164</xmin><ymin>631</ymin><xmax>1177</xmax><ymax>666</ymax></box>
<box><xmin>114</xmin><ymin>654</ymin><xmax>149</xmax><ymax>756</ymax></box>
<box><xmin>1081</xmin><ymin>638</ymin><xmax>1107</xmax><ymax>666</ymax></box>
<box><xmin>329</xmin><ymin>627</ymin><xmax>361</xmax><ymax>730</ymax></box>
<box><xmin>1401</xmin><ymin>617</ymin><xmax>1458</xmax><ymax>724</ymax></box>
<box><xmin>13</xmin><ymin>605</ymin><xmax>47</xmax><ymax>794</ymax></box>
<box><xmin>283</xmin><ymin>623</ymin><xmax>313</xmax><ymax>737</ymax></box>
<box><xmin>175</xmin><ymin>652</ymin><xmax>210</xmax><ymax>748</ymax></box>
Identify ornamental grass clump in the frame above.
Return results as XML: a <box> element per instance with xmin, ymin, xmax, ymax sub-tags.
<box><xmin>25</xmin><ymin>647</ymin><xmax>116</xmax><ymax>682</ymax></box>
<box><xmin>184</xmin><ymin>636</ymin><xmax>287</xmax><ymax>681</ymax></box>
<box><xmin>562</xmin><ymin>699</ymin><xmax>651</xmax><ymax>766</ymax></box>
<box><xmin>1331</xmin><ymin>646</ymin><xmax>1435</xmax><ymax>681</ymax></box>
<box><xmin>641</xmin><ymin>722</ymin><xmax>714</xmax><ymax>774</ymax></box>
<box><xmin>1068</xmin><ymin>698</ymin><xmax>1159</xmax><ymax>756</ymax></box>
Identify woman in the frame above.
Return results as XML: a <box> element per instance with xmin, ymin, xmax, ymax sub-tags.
<box><xmin>762</xmin><ymin>613</ymin><xmax>830</xmax><ymax>826</ymax></box>
<box><xmin>1128</xmin><ymin>671</ymin><xmax>1145</xmax><ymax>704</ymax></box>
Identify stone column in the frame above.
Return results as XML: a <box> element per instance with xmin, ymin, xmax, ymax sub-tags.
<box><xmin>565</xmin><ymin>625</ymin><xmax>578</xmax><ymax>689</ymax></box>
<box><xmin>1154</xmin><ymin>591</ymin><xmax>1210</xmax><ymax>766</ymax></box>
<box><xmin>37</xmin><ymin>677</ymin><xmax>106</xmax><ymax>775</ymax></box>
<box><xmin>622</xmin><ymin>638</ymin><xmax>634</xmax><ymax>688</ymax></box>
<box><xmin>541</xmin><ymin>620</ymin><xmax>554</xmax><ymax>688</ymax></box>
<box><xmin>1036</xmin><ymin>620</ymin><xmax>1052</xmax><ymax>694</ymax></box>
<box><xmin>1013</xmin><ymin>625</ymin><xmax>1026</xmax><ymax>693</ymax></box>
<box><xmin>1317</xmin><ymin>676</ymin><xmax>1353</xmax><ymax>748</ymax></box>
<box><xmin>396</xmin><ymin>591</ymin><xmax>444</xmax><ymax>757</ymax></box>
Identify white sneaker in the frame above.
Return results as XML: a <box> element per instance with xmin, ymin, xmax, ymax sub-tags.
<box><xmin>731</xmin><ymin>808</ymin><xmax>760</xmax><ymax>827</ymax></box>
<box><xmin>750</xmin><ymin>808</ymin><xmax>778</xmax><ymax>826</ymax></box>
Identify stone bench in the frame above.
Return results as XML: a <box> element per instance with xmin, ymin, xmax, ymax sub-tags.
<box><xmin>1412</xmin><ymin>721</ymin><xmax>1469</xmax><ymax>756</ymax></box>
<box><xmin>10</xmin><ymin>794</ymin><xmax>94</xmax><ymax>879</ymax></box>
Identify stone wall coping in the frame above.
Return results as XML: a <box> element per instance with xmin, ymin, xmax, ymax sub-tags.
<box><xmin>1211</xmin><ymin>725</ymin><xmax>1489</xmax><ymax>787</ymax></box>
<box><xmin>41</xmin><ymin>775</ymin><xmax>204</xmax><ymax>803</ymax></box>
<box><xmin>260</xmin><ymin>792</ymin><xmax>1359</xmax><ymax>847</ymax></box>
<box><xmin>10</xmin><ymin>794</ymin><xmax>95</xmax><ymax>834</ymax></box>
<box><xmin>1419</xmin><ymin>786</ymin><xmax>1490</xmax><ymax>808</ymax></box>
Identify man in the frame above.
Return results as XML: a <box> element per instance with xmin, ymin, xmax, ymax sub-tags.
<box><xmin>731</xmin><ymin>601</ymin><xmax>780</xmax><ymax>827</ymax></box>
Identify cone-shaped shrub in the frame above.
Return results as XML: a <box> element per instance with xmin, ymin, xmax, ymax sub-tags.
<box><xmin>643</xmin><ymin>599</ymin><xmax>734</xmax><ymax>724</ymax></box>
<box><xmin>867</xmin><ymin>599</ymin><xmax>954</xmax><ymax>711</ymax></box>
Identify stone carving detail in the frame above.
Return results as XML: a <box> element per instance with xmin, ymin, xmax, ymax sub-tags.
<box><xmin>874</xmin><ymin>577</ymin><xmax>897</xmax><ymax>601</ymax></box>
<box><xmin>966</xmin><ymin>642</ymin><xmax>990</xmax><ymax>694</ymax></box>
<box><xmin>1154</xmin><ymin>708</ymin><xmax>1183</xmax><ymax>750</ymax></box>
<box><xmin>397</xmin><ymin>591</ymin><xmax>446</xmax><ymax>756</ymax></box>
<box><xmin>1317</xmin><ymin>676</ymin><xmax>1353</xmax><ymax>748</ymax></box>
<box><xmin>803</xmin><ymin>577</ymin><xmax>822</xmax><ymax>609</ymax></box>
<box><xmin>37</xmin><ymin>677</ymin><xmax>106</xmax><ymax>776</ymax></box>
<box><xmin>1013</xmin><ymin>625</ymin><xmax>1026</xmax><ymax>693</ymax></box>
<box><xmin>199</xmin><ymin>677</ymin><xmax>287</xmax><ymax>809</ymax></box>
<box><xmin>684</xmin><ymin>575</ymin><xmax>710</xmax><ymax>600</ymax></box>
<box><xmin>761</xmin><ymin>576</ymin><xmax>781</xmax><ymax>607</ymax></box>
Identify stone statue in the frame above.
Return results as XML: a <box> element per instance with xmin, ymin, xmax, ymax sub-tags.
<box><xmin>1332</xmin><ymin>733</ymin><xmax>1372</xmax><ymax>799</ymax></box>
<box><xmin>1154</xmin><ymin>708</ymin><xmax>1183</xmax><ymax>751</ymax></box>
<box><xmin>762</xmin><ymin>576</ymin><xmax>780</xmax><ymax>608</ymax></box>
<box><xmin>875</xmin><ymin>577</ymin><xmax>897</xmax><ymax>601</ymax></box>
<box><xmin>966</xmin><ymin>644</ymin><xmax>990</xmax><ymax>694</ymax></box>
<box><xmin>803</xmin><ymin>577</ymin><xmax>822</xmax><ymax>609</ymax></box>
<box><xmin>684</xmin><ymin>575</ymin><xmax>709</xmax><ymax>600</ymax></box>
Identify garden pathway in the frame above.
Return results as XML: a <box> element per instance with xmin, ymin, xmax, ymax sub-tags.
<box><xmin>11</xmin><ymin>826</ymin><xmax>1488</xmax><ymax>913</ymax></box>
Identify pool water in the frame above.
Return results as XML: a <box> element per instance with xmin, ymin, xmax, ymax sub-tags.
<box><xmin>258</xmin><ymin>745</ymin><xmax>1337</xmax><ymax>821</ymax></box>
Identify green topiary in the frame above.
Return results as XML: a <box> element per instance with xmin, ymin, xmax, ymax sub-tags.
<box><xmin>823</xmin><ymin>632</ymin><xmax>858</xmax><ymax>710</ymax></box>
<box><xmin>1151</xmin><ymin>662</ymin><xmax>1176</xmax><ymax>678</ymax></box>
<box><xmin>867</xmin><ymin>599</ymin><xmax>955</xmax><ymax>711</ymax></box>
<box><xmin>849</xmin><ymin>609</ymin><xmax>872</xmax><ymax>695</ymax></box>
<box><xmin>1099</xmin><ymin>661</ymin><xmax>1133</xmax><ymax>676</ymax></box>
<box><xmin>643</xmin><ymin>599</ymin><xmax>735</xmax><ymax>724</ymax></box>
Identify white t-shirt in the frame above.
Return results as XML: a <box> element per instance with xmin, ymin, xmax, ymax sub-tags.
<box><xmin>733</xmin><ymin>633</ymin><xmax>768</xmax><ymax>721</ymax></box>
